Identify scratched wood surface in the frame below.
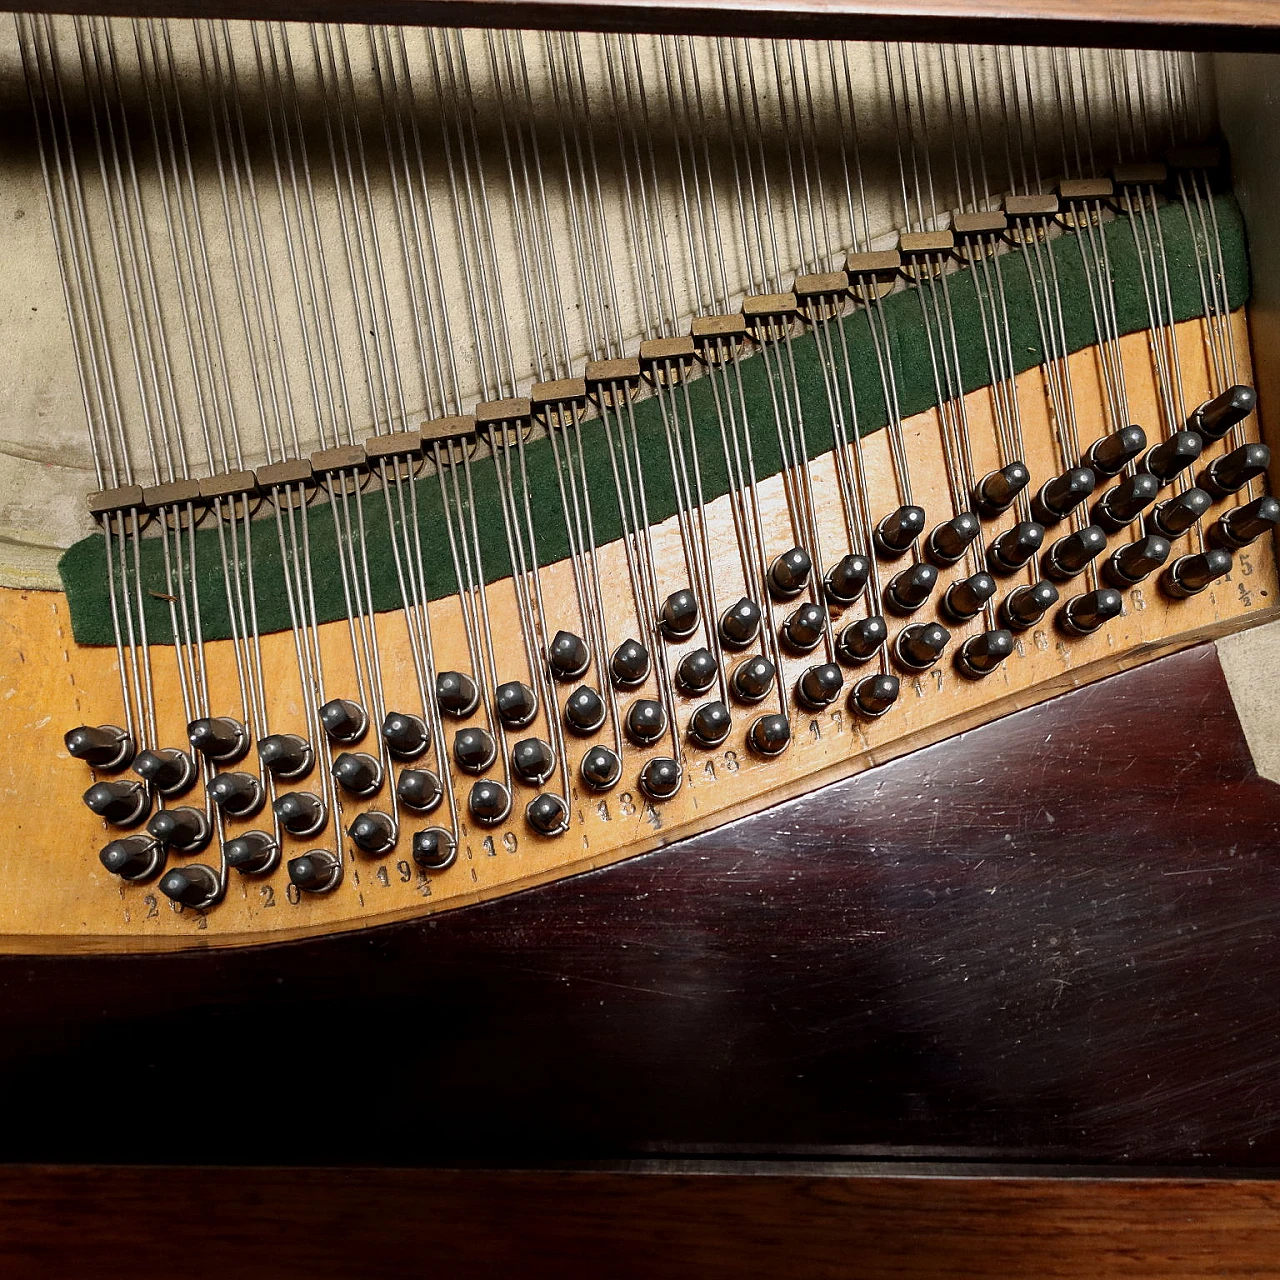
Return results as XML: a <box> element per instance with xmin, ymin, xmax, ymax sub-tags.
<box><xmin>2</xmin><ymin>310</ymin><xmax>1275</xmax><ymax>951</ymax></box>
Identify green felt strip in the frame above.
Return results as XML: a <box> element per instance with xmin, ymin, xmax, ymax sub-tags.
<box><xmin>59</xmin><ymin>193</ymin><xmax>1250</xmax><ymax>646</ymax></box>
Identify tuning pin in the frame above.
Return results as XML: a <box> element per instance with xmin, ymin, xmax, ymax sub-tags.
<box><xmin>320</xmin><ymin>698</ymin><xmax>368</xmax><ymax>743</ymax></box>
<box><xmin>851</xmin><ymin>674</ymin><xmax>899</xmax><ymax>718</ymax></box>
<box><xmin>348</xmin><ymin>811</ymin><xmax>396</xmax><ymax>856</ymax></box>
<box><xmin>659</xmin><ymin>589</ymin><xmax>699</xmax><ymax>639</ymax></box>
<box><xmin>511</xmin><ymin>738</ymin><xmax>555</xmax><ymax>786</ymax></box>
<box><xmin>1083</xmin><ymin>425</ymin><xmax>1146</xmax><ymax>479</ymax></box>
<box><xmin>824</xmin><ymin>553</ymin><xmax>871</xmax><ymax>605</ymax></box>
<box><xmin>885</xmin><ymin>563</ymin><xmax>938</xmax><ymax>615</ymax></box>
<box><xmin>677</xmin><ymin>648</ymin><xmax>718</xmax><ymax>695</ymax></box>
<box><xmin>526</xmin><ymin>793</ymin><xmax>569</xmax><ymax>836</ymax></box>
<box><xmin>495</xmin><ymin>680</ymin><xmax>539</xmax><ymax>728</ymax></box>
<box><xmin>187</xmin><ymin>716</ymin><xmax>249</xmax><ymax>763</ymax></box>
<box><xmin>719</xmin><ymin>597</ymin><xmax>763</xmax><ymax>648</ymax></box>
<box><xmin>548</xmin><ymin>631</ymin><xmax>591</xmax><ymax>681</ymax></box>
<box><xmin>209</xmin><ymin>771</ymin><xmax>265</xmax><ymax>819</ymax></box>
<box><xmin>99</xmin><ymin>835</ymin><xmax>164</xmax><ymax>881</ymax></box>
<box><xmin>955</xmin><ymin>629</ymin><xmax>1014</xmax><ymax>679</ymax></box>
<box><xmin>975</xmin><ymin>462</ymin><xmax>1030</xmax><ymax>517</ymax></box>
<box><xmin>331</xmin><ymin>752</ymin><xmax>382</xmax><ymax>798</ymax></box>
<box><xmin>942</xmin><ymin>572</ymin><xmax>997</xmax><ymax>623</ymax></box>
<box><xmin>1140</xmin><ymin>430</ymin><xmax>1203</xmax><ymax>485</ymax></box>
<box><xmin>468</xmin><ymin>779</ymin><xmax>511</xmax><ymax>826</ymax></box>
<box><xmin>1161</xmin><ymin>549</ymin><xmax>1234</xmax><ymax>599</ymax></box>
<box><xmin>1147</xmin><ymin>488</ymin><xmax>1214</xmax><ymax>539</ymax></box>
<box><xmin>273</xmin><ymin>791</ymin><xmax>326</xmax><ymax>838</ymax></box>
<box><xmin>132</xmin><ymin>747</ymin><xmax>196</xmax><ymax>797</ymax></box>
<box><xmin>797</xmin><ymin>663</ymin><xmax>843</xmax><ymax>710</ymax></box>
<box><xmin>453</xmin><ymin>727</ymin><xmax>498</xmax><ymax>772</ymax></box>
<box><xmin>1043</xmin><ymin>525</ymin><xmax>1108</xmax><ymax>581</ymax></box>
<box><xmin>927</xmin><ymin>512</ymin><xmax>981</xmax><ymax>566</ymax></box>
<box><xmin>1059</xmin><ymin>588</ymin><xmax>1124</xmax><ymax>635</ymax></box>
<box><xmin>1093</xmin><ymin>473</ymin><xmax>1161</xmax><ymax>532</ymax></box>
<box><xmin>1188</xmin><ymin>384</ymin><xmax>1256</xmax><ymax>443</ymax></box>
<box><xmin>1201</xmin><ymin>442</ymin><xmax>1271</xmax><ymax>498</ymax></box>
<box><xmin>84</xmin><ymin>779</ymin><xmax>149</xmax><ymax>827</ymax></box>
<box><xmin>625</xmin><ymin>699</ymin><xmax>667</xmax><ymax>747</ymax></box>
<box><xmin>783</xmin><ymin>602</ymin><xmax>827</xmax><ymax>651</ymax></box>
<box><xmin>287</xmin><ymin>849</ymin><xmax>342</xmax><ymax>893</ymax></box>
<box><xmin>731</xmin><ymin>655</ymin><xmax>776</xmax><ymax>704</ymax></box>
<box><xmin>639</xmin><ymin>756</ymin><xmax>682</xmax><ymax>800</ymax></box>
<box><xmin>397</xmin><ymin>768</ymin><xmax>443</xmax><ymax>813</ymax></box>
<box><xmin>257</xmin><ymin>734</ymin><xmax>313</xmax><ymax>781</ymax></box>
<box><xmin>1211</xmin><ymin>495</ymin><xmax>1280</xmax><ymax>550</ymax></box>
<box><xmin>748</xmin><ymin>713</ymin><xmax>791</xmax><ymax>757</ymax></box>
<box><xmin>158</xmin><ymin>863</ymin><xmax>219</xmax><ymax>909</ymax></box>
<box><xmin>411</xmin><ymin>828</ymin><xmax>456</xmax><ymax>872</ymax></box>
<box><xmin>768</xmin><ymin>547</ymin><xmax>813</xmax><ymax>599</ymax></box>
<box><xmin>874</xmin><ymin>505</ymin><xmax>926</xmax><ymax>558</ymax></box>
<box><xmin>1032</xmin><ymin>466</ymin><xmax>1097</xmax><ymax>525</ymax></box>
<box><xmin>610</xmin><ymin>641</ymin><xmax>650</xmax><ymax>690</ymax></box>
<box><xmin>65</xmin><ymin>724</ymin><xmax>132</xmax><ymax>770</ymax></box>
<box><xmin>893</xmin><ymin>622</ymin><xmax>951</xmax><ymax>671</ymax></box>
<box><xmin>1000</xmin><ymin>580</ymin><xmax>1059</xmax><ymax>631</ymax></box>
<box><xmin>987</xmin><ymin>521</ymin><xmax>1045</xmax><ymax>574</ymax></box>
<box><xmin>688</xmin><ymin>701</ymin><xmax>732</xmax><ymax>748</ymax></box>
<box><xmin>563</xmin><ymin>687</ymin><xmax>606</xmax><ymax>736</ymax></box>
<box><xmin>836</xmin><ymin>614</ymin><xmax>888</xmax><ymax>664</ymax></box>
<box><xmin>580</xmin><ymin>745</ymin><xmax>621</xmax><ymax>791</ymax></box>
<box><xmin>435</xmin><ymin>671</ymin><xmax>480</xmax><ymax>717</ymax></box>
<box><xmin>224</xmin><ymin>830</ymin><xmax>278</xmax><ymax>876</ymax></box>
<box><xmin>381</xmin><ymin>712</ymin><xmax>429</xmax><ymax>761</ymax></box>
<box><xmin>147</xmin><ymin>806</ymin><xmax>211</xmax><ymax>855</ymax></box>
<box><xmin>1105</xmin><ymin>535</ymin><xmax>1171</xmax><ymax>587</ymax></box>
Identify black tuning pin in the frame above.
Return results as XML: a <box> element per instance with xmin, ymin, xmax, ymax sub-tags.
<box><xmin>453</xmin><ymin>727</ymin><xmax>498</xmax><ymax>772</ymax></box>
<box><xmin>435</xmin><ymin>671</ymin><xmax>480</xmax><ymax>717</ymax></box>
<box><xmin>496</xmin><ymin>680</ymin><xmax>539</xmax><ymax>728</ymax></box>
<box><xmin>397</xmin><ymin>768</ymin><xmax>443</xmax><ymax>813</ymax></box>
<box><xmin>526</xmin><ymin>793</ymin><xmax>569</xmax><ymax>836</ymax></box>
<box><xmin>1059</xmin><ymin>588</ymin><xmax>1124</xmax><ymax>635</ymax></box>
<box><xmin>1083</xmin><ymin>425</ymin><xmax>1146</xmax><ymax>479</ymax></box>
<box><xmin>893</xmin><ymin>622</ymin><xmax>951</xmax><ymax>671</ymax></box>
<box><xmin>1211</xmin><ymin>495</ymin><xmax>1280</xmax><ymax>550</ymax></box>
<box><xmin>1000</xmin><ymin>580</ymin><xmax>1059</xmax><ymax>631</ymax></box>
<box><xmin>580</xmin><ymin>745</ymin><xmax>622</xmax><ymax>791</ymax></box>
<box><xmin>1147</xmin><ymin>488</ymin><xmax>1213</xmax><ymax>539</ymax></box>
<box><xmin>320</xmin><ymin>698</ymin><xmax>368</xmax><ymax>743</ymax></box>
<box><xmin>689</xmin><ymin>701</ymin><xmax>732</xmax><ymax>748</ymax></box>
<box><xmin>975</xmin><ymin>462</ymin><xmax>1030</xmax><ymax>517</ymax></box>
<box><xmin>84</xmin><ymin>779</ymin><xmax>148</xmax><ymax>827</ymax></box>
<box><xmin>836</xmin><ymin>615</ymin><xmax>888</xmax><ymax>664</ymax></box>
<box><xmin>1201</xmin><ymin>442</ymin><xmax>1270</xmax><ymax>498</ymax></box>
<box><xmin>99</xmin><ymin>835</ymin><xmax>163</xmax><ymax>881</ymax></box>
<box><xmin>874</xmin><ymin>505</ymin><xmax>926</xmax><ymax>558</ymax></box>
<box><xmin>719</xmin><ymin>597</ymin><xmax>762</xmax><ymax>648</ymax></box>
<box><xmin>65</xmin><ymin>724</ymin><xmax>132</xmax><ymax>770</ymax></box>
<box><xmin>273</xmin><ymin>791</ymin><xmax>326</xmax><ymax>838</ymax></box>
<box><xmin>1043</xmin><ymin>525</ymin><xmax>1108</xmax><ymax>581</ymax></box>
<box><xmin>1105</xmin><ymin>535</ymin><xmax>1171</xmax><ymax>588</ymax></box>
<box><xmin>348</xmin><ymin>811</ymin><xmax>396</xmax><ymax>856</ymax></box>
<box><xmin>797</xmin><ymin>663</ymin><xmax>843</xmax><ymax>710</ymax></box>
<box><xmin>783</xmin><ymin>602</ymin><xmax>827</xmax><ymax>651</ymax></box>
<box><xmin>885</xmin><ymin>563</ymin><xmax>938</xmax><ymax>615</ymax></box>
<box><xmin>1032</xmin><ymin>466</ymin><xmax>1096</xmax><ymax>525</ymax></box>
<box><xmin>1188</xmin><ymin>384</ymin><xmax>1256</xmax><ymax>443</ymax></box>
<box><xmin>1140</xmin><ymin>430</ymin><xmax>1203</xmax><ymax>485</ymax></box>
<box><xmin>209</xmin><ymin>771</ymin><xmax>265</xmax><ymax>819</ymax></box>
<box><xmin>768</xmin><ymin>547</ymin><xmax>812</xmax><ymax>599</ymax></box>
<box><xmin>287</xmin><ymin>849</ymin><xmax>342</xmax><ymax>893</ymax></box>
<box><xmin>824</xmin><ymin>553</ymin><xmax>871</xmax><ymax>605</ymax></box>
<box><xmin>548</xmin><ymin>630</ymin><xmax>591</xmax><ymax>681</ymax></box>
<box><xmin>748</xmin><ymin>713</ymin><xmax>791</xmax><ymax>757</ymax></box>
<box><xmin>563</xmin><ymin>687</ymin><xmax>606</xmax><ymax>736</ymax></box>
<box><xmin>987</xmin><ymin>521</ymin><xmax>1045</xmax><ymax>575</ymax></box>
<box><xmin>1093</xmin><ymin>473</ymin><xmax>1161</xmax><ymax>532</ymax></box>
<box><xmin>610</xmin><ymin>641</ymin><xmax>650</xmax><ymax>690</ymax></box>
<box><xmin>331</xmin><ymin>751</ymin><xmax>382</xmax><ymax>798</ymax></box>
<box><xmin>187</xmin><ymin>716</ymin><xmax>249</xmax><ymax>763</ymax></box>
<box><xmin>731</xmin><ymin>655</ymin><xmax>776</xmax><ymax>704</ymax></box>
<box><xmin>132</xmin><ymin>747</ymin><xmax>196</xmax><ymax>797</ymax></box>
<box><xmin>468</xmin><ymin>779</ymin><xmax>511</xmax><ymax>826</ymax></box>
<box><xmin>955</xmin><ymin>629</ymin><xmax>1014</xmax><ymax>679</ymax></box>
<box><xmin>257</xmin><ymin>734</ymin><xmax>312</xmax><ymax>781</ymax></box>
<box><xmin>411</xmin><ymin>829</ymin><xmax>456</xmax><ymax>872</ymax></box>
<box><xmin>511</xmin><ymin>738</ymin><xmax>555</xmax><ymax>786</ymax></box>
<box><xmin>659</xmin><ymin>589</ymin><xmax>699</xmax><ymax>640</ymax></box>
<box><xmin>851</xmin><ymin>674</ymin><xmax>899</xmax><ymax>718</ymax></box>
<box><xmin>224</xmin><ymin>830</ymin><xmax>277</xmax><ymax>876</ymax></box>
<box><xmin>625</xmin><ymin>699</ymin><xmax>667</xmax><ymax>746</ymax></box>
<box><xmin>147</xmin><ymin>806</ymin><xmax>211</xmax><ymax>855</ymax></box>
<box><xmin>1161</xmin><ymin>549</ymin><xmax>1234</xmax><ymax>599</ymax></box>
<box><xmin>677</xmin><ymin>648</ymin><xmax>718</xmax><ymax>695</ymax></box>
<box><xmin>381</xmin><ymin>712</ymin><xmax>429</xmax><ymax>761</ymax></box>
<box><xmin>927</xmin><ymin>512</ymin><xmax>981</xmax><ymax>566</ymax></box>
<box><xmin>158</xmin><ymin>864</ymin><xmax>219</xmax><ymax>909</ymax></box>
<box><xmin>942</xmin><ymin>572</ymin><xmax>996</xmax><ymax>623</ymax></box>
<box><xmin>639</xmin><ymin>756</ymin><xmax>683</xmax><ymax>800</ymax></box>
